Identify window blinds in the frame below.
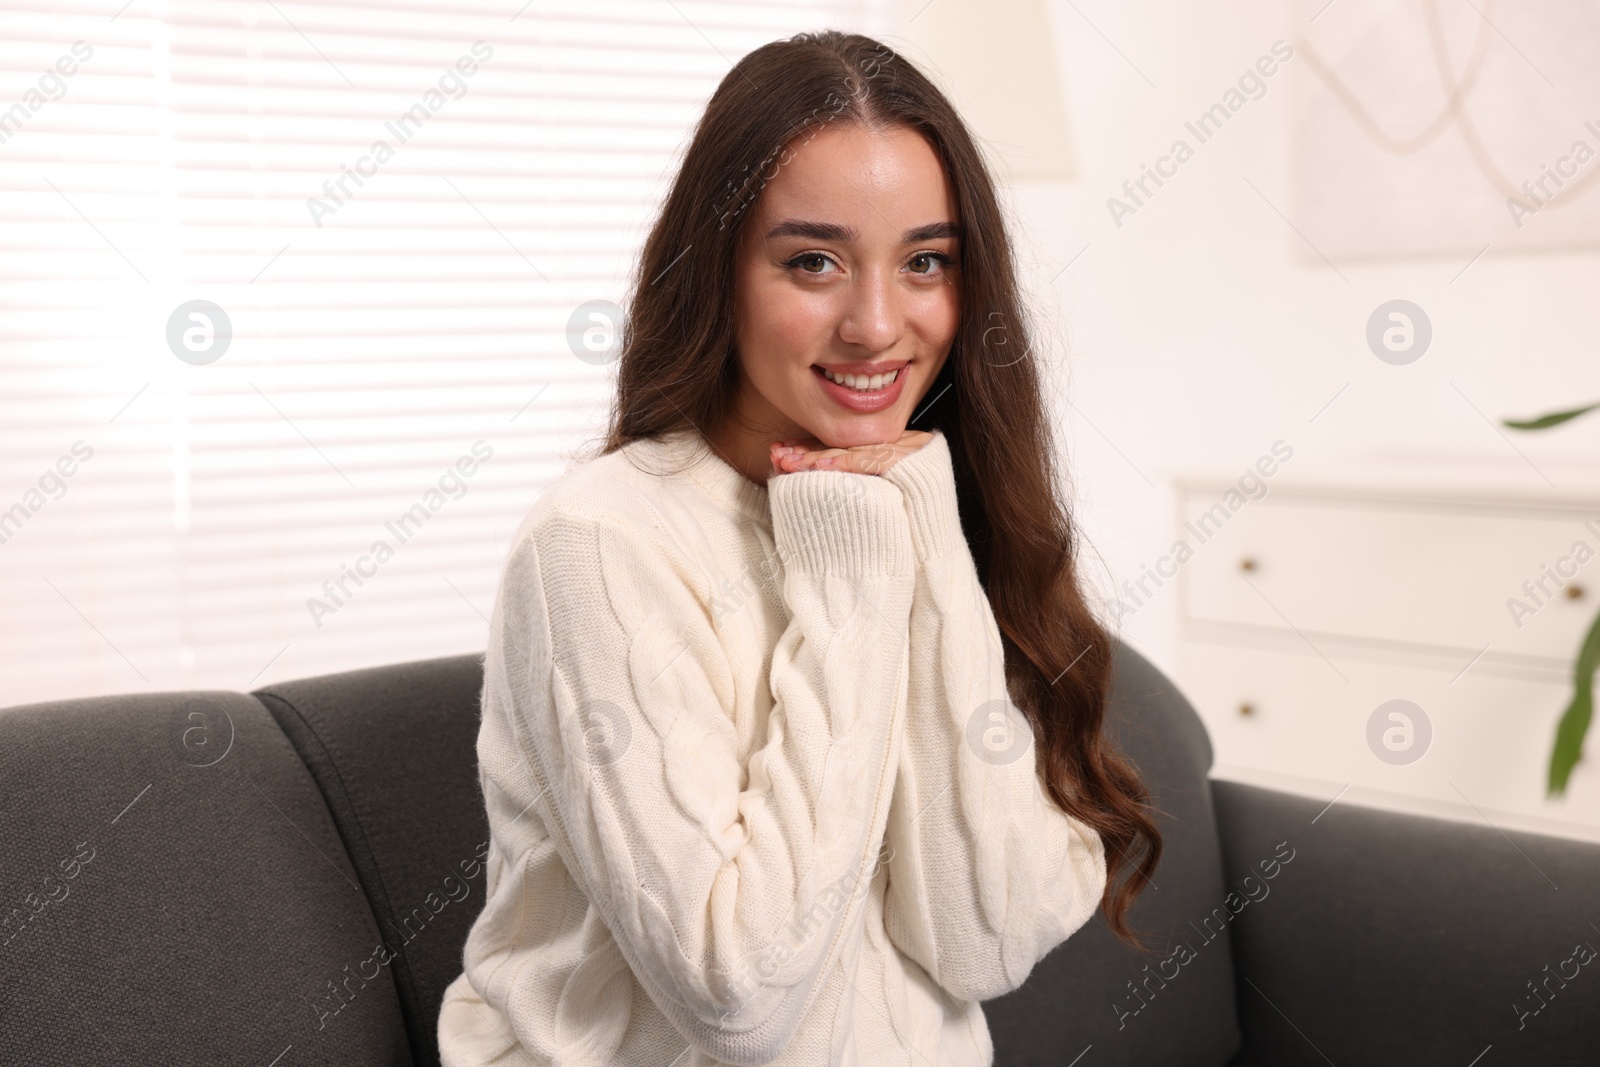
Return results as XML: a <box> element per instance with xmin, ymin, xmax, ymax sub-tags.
<box><xmin>0</xmin><ymin>0</ymin><xmax>869</xmax><ymax>706</ymax></box>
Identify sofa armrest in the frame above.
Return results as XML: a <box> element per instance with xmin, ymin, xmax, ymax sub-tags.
<box><xmin>1213</xmin><ymin>779</ymin><xmax>1600</xmax><ymax>1066</ymax></box>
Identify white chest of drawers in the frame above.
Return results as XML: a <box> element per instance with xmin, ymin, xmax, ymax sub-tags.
<box><xmin>1167</xmin><ymin>460</ymin><xmax>1600</xmax><ymax>838</ymax></box>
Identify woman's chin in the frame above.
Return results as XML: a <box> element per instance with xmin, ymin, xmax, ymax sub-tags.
<box><xmin>811</xmin><ymin>414</ymin><xmax>907</xmax><ymax>450</ymax></box>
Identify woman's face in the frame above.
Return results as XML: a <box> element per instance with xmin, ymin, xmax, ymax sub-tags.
<box><xmin>730</xmin><ymin>122</ymin><xmax>961</xmax><ymax>452</ymax></box>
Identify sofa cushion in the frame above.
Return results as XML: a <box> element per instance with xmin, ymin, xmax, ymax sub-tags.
<box><xmin>1215</xmin><ymin>778</ymin><xmax>1600</xmax><ymax>1066</ymax></box>
<box><xmin>0</xmin><ymin>690</ymin><xmax>411</xmax><ymax>1065</ymax></box>
<box><xmin>254</xmin><ymin>654</ymin><xmax>489</xmax><ymax>1067</ymax></box>
<box><xmin>983</xmin><ymin>639</ymin><xmax>1243</xmax><ymax>1066</ymax></box>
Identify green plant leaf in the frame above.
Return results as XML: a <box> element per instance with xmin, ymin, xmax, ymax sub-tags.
<box><xmin>1504</xmin><ymin>401</ymin><xmax>1600</xmax><ymax>431</ymax></box>
<box><xmin>1547</xmin><ymin>604</ymin><xmax>1600</xmax><ymax>795</ymax></box>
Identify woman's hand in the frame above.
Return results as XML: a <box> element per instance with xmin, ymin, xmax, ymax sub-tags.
<box><xmin>769</xmin><ymin>431</ymin><xmax>932</xmax><ymax>476</ymax></box>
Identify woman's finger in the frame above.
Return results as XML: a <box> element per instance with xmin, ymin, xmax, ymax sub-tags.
<box><xmin>771</xmin><ymin>430</ymin><xmax>932</xmax><ymax>475</ymax></box>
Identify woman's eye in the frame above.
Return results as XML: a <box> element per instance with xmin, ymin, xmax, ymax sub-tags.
<box><xmin>784</xmin><ymin>251</ymin><xmax>953</xmax><ymax>277</ymax></box>
<box><xmin>786</xmin><ymin>252</ymin><xmax>838</xmax><ymax>275</ymax></box>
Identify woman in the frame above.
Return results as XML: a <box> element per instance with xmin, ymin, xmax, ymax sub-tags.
<box><xmin>438</xmin><ymin>29</ymin><xmax>1160</xmax><ymax>1067</ymax></box>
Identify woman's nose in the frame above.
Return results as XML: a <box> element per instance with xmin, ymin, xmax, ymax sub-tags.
<box><xmin>837</xmin><ymin>269</ymin><xmax>902</xmax><ymax>352</ymax></box>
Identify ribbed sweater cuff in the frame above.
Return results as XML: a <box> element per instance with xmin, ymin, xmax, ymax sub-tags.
<box><xmin>881</xmin><ymin>431</ymin><xmax>962</xmax><ymax>563</ymax></box>
<box><xmin>768</xmin><ymin>470</ymin><xmax>913</xmax><ymax>576</ymax></box>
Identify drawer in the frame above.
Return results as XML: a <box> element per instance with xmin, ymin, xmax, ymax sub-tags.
<box><xmin>1177</xmin><ymin>494</ymin><xmax>1600</xmax><ymax>663</ymax></box>
<box><xmin>1174</xmin><ymin>637</ymin><xmax>1600</xmax><ymax>831</ymax></box>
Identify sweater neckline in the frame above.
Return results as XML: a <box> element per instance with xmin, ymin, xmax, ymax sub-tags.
<box><xmin>640</xmin><ymin>429</ymin><xmax>772</xmax><ymax>528</ymax></box>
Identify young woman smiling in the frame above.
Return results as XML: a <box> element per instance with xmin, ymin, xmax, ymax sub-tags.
<box><xmin>438</xmin><ymin>29</ymin><xmax>1160</xmax><ymax>1067</ymax></box>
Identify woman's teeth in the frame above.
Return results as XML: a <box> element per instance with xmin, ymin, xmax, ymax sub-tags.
<box><xmin>821</xmin><ymin>367</ymin><xmax>899</xmax><ymax>391</ymax></box>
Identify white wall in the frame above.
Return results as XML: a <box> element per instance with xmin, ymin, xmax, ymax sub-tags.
<box><xmin>988</xmin><ymin>0</ymin><xmax>1600</xmax><ymax>672</ymax></box>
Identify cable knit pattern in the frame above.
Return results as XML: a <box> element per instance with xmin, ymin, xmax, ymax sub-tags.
<box><xmin>877</xmin><ymin>431</ymin><xmax>1109</xmax><ymax>1007</ymax></box>
<box><xmin>435</xmin><ymin>428</ymin><xmax>1107</xmax><ymax>1067</ymax></box>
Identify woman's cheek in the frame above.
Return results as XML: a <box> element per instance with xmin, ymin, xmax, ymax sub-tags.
<box><xmin>919</xmin><ymin>284</ymin><xmax>960</xmax><ymax>343</ymax></box>
<box><xmin>765</xmin><ymin>289</ymin><xmax>837</xmax><ymax>357</ymax></box>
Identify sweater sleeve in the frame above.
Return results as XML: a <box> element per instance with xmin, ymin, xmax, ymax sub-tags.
<box><xmin>485</xmin><ymin>469</ymin><xmax>915</xmax><ymax>1066</ymax></box>
<box><xmin>876</xmin><ymin>431</ymin><xmax>1108</xmax><ymax>1003</ymax></box>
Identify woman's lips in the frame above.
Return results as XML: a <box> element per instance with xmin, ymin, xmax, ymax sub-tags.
<box><xmin>811</xmin><ymin>363</ymin><xmax>907</xmax><ymax>414</ymax></box>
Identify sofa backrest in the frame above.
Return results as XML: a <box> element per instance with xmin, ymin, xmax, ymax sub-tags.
<box><xmin>0</xmin><ymin>689</ymin><xmax>414</xmax><ymax>1065</ymax></box>
<box><xmin>254</xmin><ymin>654</ymin><xmax>488</xmax><ymax>1067</ymax></box>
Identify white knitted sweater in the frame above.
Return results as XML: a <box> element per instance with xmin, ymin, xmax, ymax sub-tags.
<box><xmin>436</xmin><ymin>428</ymin><xmax>1107</xmax><ymax>1066</ymax></box>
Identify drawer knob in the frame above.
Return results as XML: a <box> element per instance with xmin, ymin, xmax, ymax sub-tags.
<box><xmin>1239</xmin><ymin>557</ymin><xmax>1258</xmax><ymax>573</ymax></box>
<box><xmin>1567</xmin><ymin>584</ymin><xmax>1586</xmax><ymax>601</ymax></box>
<box><xmin>1238</xmin><ymin>702</ymin><xmax>1255</xmax><ymax>717</ymax></box>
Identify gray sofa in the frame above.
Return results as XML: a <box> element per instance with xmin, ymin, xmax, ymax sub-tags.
<box><xmin>3</xmin><ymin>641</ymin><xmax>1596</xmax><ymax>1065</ymax></box>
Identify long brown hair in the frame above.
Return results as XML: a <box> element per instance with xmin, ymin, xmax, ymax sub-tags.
<box><xmin>602</xmin><ymin>29</ymin><xmax>1162</xmax><ymax>949</ymax></box>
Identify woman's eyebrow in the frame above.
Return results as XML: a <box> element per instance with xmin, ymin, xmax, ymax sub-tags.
<box><xmin>763</xmin><ymin>219</ymin><xmax>962</xmax><ymax>242</ymax></box>
<box><xmin>903</xmin><ymin>221</ymin><xmax>961</xmax><ymax>242</ymax></box>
